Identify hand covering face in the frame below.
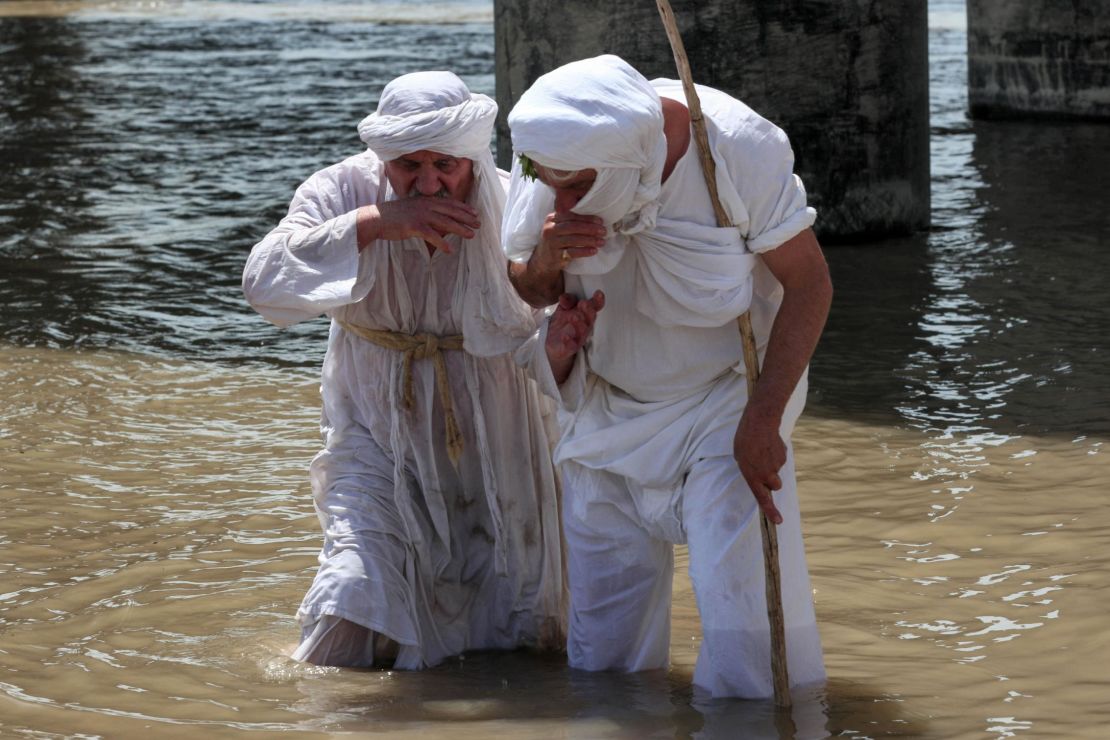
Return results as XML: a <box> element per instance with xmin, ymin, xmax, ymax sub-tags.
<box><xmin>502</xmin><ymin>56</ymin><xmax>757</xmax><ymax>327</ymax></box>
<box><xmin>502</xmin><ymin>55</ymin><xmax>668</xmax><ymax>275</ymax></box>
<box><xmin>358</xmin><ymin>71</ymin><xmax>537</xmax><ymax>356</ymax></box>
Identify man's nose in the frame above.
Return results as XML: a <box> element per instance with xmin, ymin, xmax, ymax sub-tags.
<box><xmin>553</xmin><ymin>188</ymin><xmax>580</xmax><ymax>214</ymax></box>
<box><xmin>416</xmin><ymin>168</ymin><xmax>443</xmax><ymax>196</ymax></box>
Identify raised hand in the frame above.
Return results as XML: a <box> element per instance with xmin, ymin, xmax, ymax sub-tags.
<box><xmin>545</xmin><ymin>290</ymin><xmax>605</xmax><ymax>384</ymax></box>
<box><xmin>357</xmin><ymin>197</ymin><xmax>481</xmax><ymax>253</ymax></box>
<box><xmin>536</xmin><ymin>212</ymin><xmax>607</xmax><ymax>272</ymax></box>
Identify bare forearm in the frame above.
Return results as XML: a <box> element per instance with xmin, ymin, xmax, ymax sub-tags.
<box><xmin>508</xmin><ymin>257</ymin><xmax>564</xmax><ymax>308</ymax></box>
<box><xmin>746</xmin><ymin>231</ymin><xmax>832</xmax><ymax>426</ymax></box>
<box><xmin>748</xmin><ymin>279</ymin><xmax>830</xmax><ymax>420</ymax></box>
<box><xmin>355</xmin><ymin>205</ymin><xmax>381</xmax><ymax>250</ymax></box>
<box><xmin>549</xmin><ymin>351</ymin><xmax>576</xmax><ymax>385</ymax></box>
<box><xmin>733</xmin><ymin>244</ymin><xmax>830</xmax><ymax>523</ymax></box>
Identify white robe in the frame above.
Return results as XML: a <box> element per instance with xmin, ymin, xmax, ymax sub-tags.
<box><xmin>243</xmin><ymin>150</ymin><xmax>565</xmax><ymax>668</ymax></box>
<box><xmin>509</xmin><ymin>78</ymin><xmax>825</xmax><ymax>698</ymax></box>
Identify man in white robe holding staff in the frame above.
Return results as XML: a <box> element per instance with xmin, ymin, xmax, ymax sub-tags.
<box><xmin>243</xmin><ymin>71</ymin><xmax>566</xmax><ymax>669</ymax></box>
<box><xmin>503</xmin><ymin>54</ymin><xmax>830</xmax><ymax>699</ymax></box>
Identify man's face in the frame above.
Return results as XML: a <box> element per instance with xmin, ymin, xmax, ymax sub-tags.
<box><xmin>534</xmin><ymin>164</ymin><xmax>597</xmax><ymax>215</ymax></box>
<box><xmin>384</xmin><ymin>150</ymin><xmax>475</xmax><ymax>203</ymax></box>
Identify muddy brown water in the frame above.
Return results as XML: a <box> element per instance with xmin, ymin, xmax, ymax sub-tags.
<box><xmin>1</xmin><ymin>1</ymin><xmax>1107</xmax><ymax>737</ymax></box>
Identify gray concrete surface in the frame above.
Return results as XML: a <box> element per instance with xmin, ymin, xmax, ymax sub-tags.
<box><xmin>494</xmin><ymin>0</ymin><xmax>931</xmax><ymax>240</ymax></box>
<box><xmin>968</xmin><ymin>1</ymin><xmax>1110</xmax><ymax>120</ymax></box>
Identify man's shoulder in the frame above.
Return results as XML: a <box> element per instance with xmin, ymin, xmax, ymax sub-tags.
<box><xmin>651</xmin><ymin>78</ymin><xmax>788</xmax><ymax>148</ymax></box>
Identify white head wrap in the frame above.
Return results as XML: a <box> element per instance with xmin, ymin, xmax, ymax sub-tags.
<box><xmin>358</xmin><ymin>71</ymin><xmax>497</xmax><ymax>162</ymax></box>
<box><xmin>503</xmin><ymin>58</ymin><xmax>763</xmax><ymax>329</ymax></box>
<box><xmin>502</xmin><ymin>55</ymin><xmax>667</xmax><ymax>274</ymax></box>
<box><xmin>356</xmin><ymin>71</ymin><xmax>537</xmax><ymax>356</ymax></box>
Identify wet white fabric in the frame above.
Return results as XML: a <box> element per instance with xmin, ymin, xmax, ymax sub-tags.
<box><xmin>243</xmin><ymin>76</ymin><xmax>565</xmax><ymax>668</ymax></box>
<box><xmin>560</xmin><ymin>448</ymin><xmax>826</xmax><ymax>699</ymax></box>
<box><xmin>505</xmin><ymin>58</ymin><xmax>823</xmax><ymax>698</ymax></box>
<box><xmin>358</xmin><ymin>71</ymin><xmax>536</xmax><ymax>358</ymax></box>
<box><xmin>291</xmin><ymin>614</ymin><xmax>388</xmax><ymax>668</ymax></box>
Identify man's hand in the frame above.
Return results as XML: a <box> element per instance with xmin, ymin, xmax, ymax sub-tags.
<box><xmin>545</xmin><ymin>290</ymin><xmax>605</xmax><ymax>385</ymax></box>
<box><xmin>537</xmin><ymin>212</ymin><xmax>606</xmax><ymax>270</ymax></box>
<box><xmin>508</xmin><ymin>213</ymin><xmax>607</xmax><ymax>308</ymax></box>
<box><xmin>356</xmin><ymin>198</ymin><xmax>480</xmax><ymax>253</ymax></box>
<box><xmin>733</xmin><ymin>408</ymin><xmax>787</xmax><ymax>525</ymax></box>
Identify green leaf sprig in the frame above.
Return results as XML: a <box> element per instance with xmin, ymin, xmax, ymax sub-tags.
<box><xmin>518</xmin><ymin>154</ymin><xmax>539</xmax><ymax>182</ymax></box>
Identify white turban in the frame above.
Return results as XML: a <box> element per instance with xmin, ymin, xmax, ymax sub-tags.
<box><xmin>503</xmin><ymin>56</ymin><xmax>761</xmax><ymax>328</ymax></box>
<box><xmin>358</xmin><ymin>71</ymin><xmax>497</xmax><ymax>162</ymax></box>
<box><xmin>503</xmin><ymin>55</ymin><xmax>667</xmax><ymax>274</ymax></box>
<box><xmin>356</xmin><ymin>71</ymin><xmax>537</xmax><ymax>356</ymax></box>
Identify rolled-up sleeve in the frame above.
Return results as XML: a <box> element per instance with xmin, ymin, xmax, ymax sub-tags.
<box><xmin>730</xmin><ymin>124</ymin><xmax>816</xmax><ymax>254</ymax></box>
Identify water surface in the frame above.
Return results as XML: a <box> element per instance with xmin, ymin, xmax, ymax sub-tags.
<box><xmin>1</xmin><ymin>1</ymin><xmax>1108</xmax><ymax>737</ymax></box>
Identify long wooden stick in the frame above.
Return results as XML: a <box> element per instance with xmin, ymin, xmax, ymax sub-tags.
<box><xmin>654</xmin><ymin>0</ymin><xmax>792</xmax><ymax>709</ymax></box>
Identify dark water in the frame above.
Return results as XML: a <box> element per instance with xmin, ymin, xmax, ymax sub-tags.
<box><xmin>2</xmin><ymin>2</ymin><xmax>1106</xmax><ymax>440</ymax></box>
<box><xmin>807</xmin><ymin>14</ymin><xmax>1110</xmax><ymax>442</ymax></box>
<box><xmin>0</xmin><ymin>6</ymin><xmax>493</xmax><ymax>364</ymax></box>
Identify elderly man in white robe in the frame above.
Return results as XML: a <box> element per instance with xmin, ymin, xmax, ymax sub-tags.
<box><xmin>503</xmin><ymin>55</ymin><xmax>831</xmax><ymax>699</ymax></box>
<box><xmin>243</xmin><ymin>71</ymin><xmax>565</xmax><ymax>669</ymax></box>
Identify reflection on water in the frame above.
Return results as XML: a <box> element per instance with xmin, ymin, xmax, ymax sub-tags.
<box><xmin>0</xmin><ymin>7</ymin><xmax>494</xmax><ymax>363</ymax></box>
<box><xmin>1</xmin><ymin>0</ymin><xmax>1109</xmax><ymax>737</ymax></box>
<box><xmin>809</xmin><ymin>17</ymin><xmax>1110</xmax><ymax>442</ymax></box>
<box><xmin>0</xmin><ymin>0</ymin><xmax>493</xmax><ymax>23</ymax></box>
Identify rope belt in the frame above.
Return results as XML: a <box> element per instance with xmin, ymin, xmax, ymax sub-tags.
<box><xmin>338</xmin><ymin>320</ymin><xmax>466</xmax><ymax>464</ymax></box>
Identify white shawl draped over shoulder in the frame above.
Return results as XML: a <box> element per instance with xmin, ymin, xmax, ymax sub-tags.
<box><xmin>503</xmin><ymin>57</ymin><xmax>816</xmax><ymax>491</ymax></box>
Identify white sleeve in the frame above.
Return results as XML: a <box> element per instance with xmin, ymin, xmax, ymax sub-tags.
<box><xmin>241</xmin><ymin>163</ymin><xmax>374</xmax><ymax>328</ymax></box>
<box><xmin>726</xmin><ymin>122</ymin><xmax>816</xmax><ymax>254</ymax></box>
<box><xmin>501</xmin><ymin>156</ymin><xmax>555</xmax><ymax>264</ymax></box>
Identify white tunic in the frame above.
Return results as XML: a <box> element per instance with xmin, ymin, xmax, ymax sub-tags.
<box><xmin>518</xmin><ymin>80</ymin><xmax>817</xmax><ymax>487</ymax></box>
<box><xmin>508</xmin><ymin>77</ymin><xmax>825</xmax><ymax>698</ymax></box>
<box><xmin>243</xmin><ymin>150</ymin><xmax>565</xmax><ymax>668</ymax></box>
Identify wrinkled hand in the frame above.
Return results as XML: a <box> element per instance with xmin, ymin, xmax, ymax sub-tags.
<box><xmin>545</xmin><ymin>290</ymin><xmax>605</xmax><ymax>384</ymax></box>
<box><xmin>359</xmin><ymin>197</ymin><xmax>480</xmax><ymax>253</ymax></box>
<box><xmin>733</xmin><ymin>409</ymin><xmax>787</xmax><ymax>525</ymax></box>
<box><xmin>536</xmin><ymin>212</ymin><xmax>607</xmax><ymax>272</ymax></box>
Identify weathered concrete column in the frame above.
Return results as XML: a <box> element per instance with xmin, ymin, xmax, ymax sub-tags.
<box><xmin>494</xmin><ymin>0</ymin><xmax>930</xmax><ymax>240</ymax></box>
<box><xmin>967</xmin><ymin>1</ymin><xmax>1110</xmax><ymax>121</ymax></box>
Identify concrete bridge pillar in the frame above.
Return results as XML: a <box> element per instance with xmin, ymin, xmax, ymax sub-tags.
<box><xmin>494</xmin><ymin>0</ymin><xmax>931</xmax><ymax>240</ymax></box>
<box><xmin>967</xmin><ymin>1</ymin><xmax>1110</xmax><ymax>121</ymax></box>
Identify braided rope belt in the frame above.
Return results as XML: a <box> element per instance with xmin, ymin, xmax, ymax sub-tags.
<box><xmin>338</xmin><ymin>320</ymin><xmax>466</xmax><ymax>464</ymax></box>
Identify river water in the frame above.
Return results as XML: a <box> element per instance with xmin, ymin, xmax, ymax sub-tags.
<box><xmin>1</xmin><ymin>1</ymin><xmax>1107</xmax><ymax>737</ymax></box>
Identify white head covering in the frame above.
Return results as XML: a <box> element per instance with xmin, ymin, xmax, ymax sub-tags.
<box><xmin>503</xmin><ymin>57</ymin><xmax>761</xmax><ymax>328</ymax></box>
<box><xmin>503</xmin><ymin>55</ymin><xmax>667</xmax><ymax>274</ymax></box>
<box><xmin>358</xmin><ymin>71</ymin><xmax>497</xmax><ymax>162</ymax></box>
<box><xmin>357</xmin><ymin>71</ymin><xmax>536</xmax><ymax>356</ymax></box>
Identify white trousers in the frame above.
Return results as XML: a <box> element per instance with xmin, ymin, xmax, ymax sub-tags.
<box><xmin>561</xmin><ymin>449</ymin><xmax>826</xmax><ymax>699</ymax></box>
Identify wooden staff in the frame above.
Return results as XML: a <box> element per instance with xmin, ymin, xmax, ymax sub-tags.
<box><xmin>654</xmin><ymin>0</ymin><xmax>792</xmax><ymax>709</ymax></box>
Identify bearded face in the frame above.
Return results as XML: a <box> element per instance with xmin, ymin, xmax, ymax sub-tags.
<box><xmin>384</xmin><ymin>150</ymin><xmax>475</xmax><ymax>203</ymax></box>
